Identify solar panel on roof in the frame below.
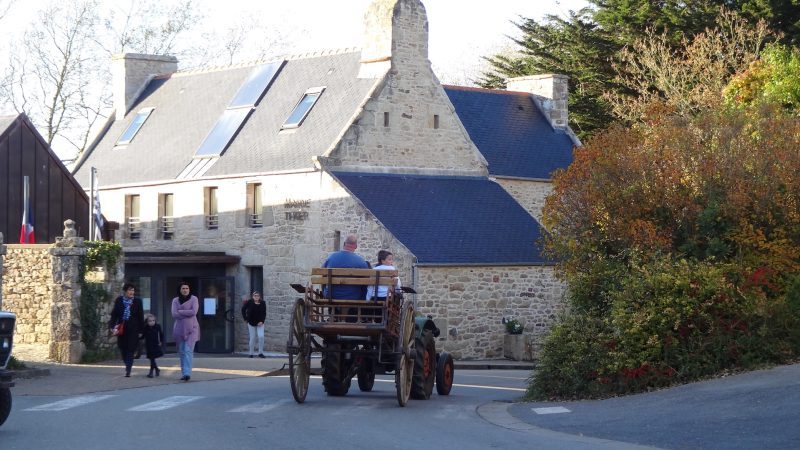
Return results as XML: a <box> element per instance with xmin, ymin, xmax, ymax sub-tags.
<box><xmin>229</xmin><ymin>61</ymin><xmax>284</xmax><ymax>108</ymax></box>
<box><xmin>194</xmin><ymin>107</ymin><xmax>253</xmax><ymax>157</ymax></box>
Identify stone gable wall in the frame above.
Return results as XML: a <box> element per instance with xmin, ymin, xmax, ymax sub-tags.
<box><xmin>496</xmin><ymin>179</ymin><xmax>553</xmax><ymax>224</ymax></box>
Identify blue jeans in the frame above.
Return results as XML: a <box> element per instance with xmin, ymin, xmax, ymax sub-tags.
<box><xmin>178</xmin><ymin>341</ymin><xmax>194</xmax><ymax>377</ymax></box>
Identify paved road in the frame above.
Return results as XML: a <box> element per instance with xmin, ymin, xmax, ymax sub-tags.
<box><xmin>6</xmin><ymin>355</ymin><xmax>799</xmax><ymax>449</ymax></box>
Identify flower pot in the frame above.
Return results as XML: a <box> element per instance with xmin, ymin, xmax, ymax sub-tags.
<box><xmin>503</xmin><ymin>334</ymin><xmax>530</xmax><ymax>361</ymax></box>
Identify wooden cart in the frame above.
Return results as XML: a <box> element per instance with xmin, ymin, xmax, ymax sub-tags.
<box><xmin>287</xmin><ymin>268</ymin><xmax>454</xmax><ymax>406</ymax></box>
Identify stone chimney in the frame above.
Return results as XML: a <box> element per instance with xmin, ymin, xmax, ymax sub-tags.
<box><xmin>359</xmin><ymin>0</ymin><xmax>429</xmax><ymax>78</ymax></box>
<box><xmin>112</xmin><ymin>53</ymin><xmax>178</xmax><ymax>120</ymax></box>
<box><xmin>506</xmin><ymin>74</ymin><xmax>569</xmax><ymax>129</ymax></box>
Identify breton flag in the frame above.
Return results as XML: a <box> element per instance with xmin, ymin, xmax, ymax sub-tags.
<box><xmin>19</xmin><ymin>175</ymin><xmax>35</xmax><ymax>244</ymax></box>
<box><xmin>91</xmin><ymin>167</ymin><xmax>104</xmax><ymax>240</ymax></box>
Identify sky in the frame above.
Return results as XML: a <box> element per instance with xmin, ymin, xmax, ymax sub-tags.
<box><xmin>0</xmin><ymin>0</ymin><xmax>591</xmax><ymax>158</ymax></box>
<box><xmin>1</xmin><ymin>0</ymin><xmax>591</xmax><ymax>81</ymax></box>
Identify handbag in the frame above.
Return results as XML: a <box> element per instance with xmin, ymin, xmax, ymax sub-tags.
<box><xmin>112</xmin><ymin>321</ymin><xmax>125</xmax><ymax>336</ymax></box>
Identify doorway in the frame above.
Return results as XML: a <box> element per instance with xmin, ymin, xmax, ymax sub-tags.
<box><xmin>126</xmin><ymin>259</ymin><xmax>237</xmax><ymax>353</ymax></box>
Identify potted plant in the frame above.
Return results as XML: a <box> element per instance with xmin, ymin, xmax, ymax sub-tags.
<box><xmin>505</xmin><ymin>318</ymin><xmax>524</xmax><ymax>335</ymax></box>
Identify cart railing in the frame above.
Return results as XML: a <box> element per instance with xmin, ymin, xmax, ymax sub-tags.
<box><xmin>300</xmin><ymin>268</ymin><xmax>401</xmax><ymax>338</ymax></box>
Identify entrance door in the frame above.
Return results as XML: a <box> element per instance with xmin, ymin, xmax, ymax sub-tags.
<box><xmin>195</xmin><ymin>277</ymin><xmax>235</xmax><ymax>353</ymax></box>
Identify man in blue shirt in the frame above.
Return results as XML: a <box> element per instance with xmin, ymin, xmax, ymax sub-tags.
<box><xmin>322</xmin><ymin>234</ymin><xmax>369</xmax><ymax>300</ymax></box>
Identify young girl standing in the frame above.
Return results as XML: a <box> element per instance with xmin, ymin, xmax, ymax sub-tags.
<box><xmin>141</xmin><ymin>314</ymin><xmax>164</xmax><ymax>378</ymax></box>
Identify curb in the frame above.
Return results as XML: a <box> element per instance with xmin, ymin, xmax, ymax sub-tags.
<box><xmin>455</xmin><ymin>362</ymin><xmax>535</xmax><ymax>370</ymax></box>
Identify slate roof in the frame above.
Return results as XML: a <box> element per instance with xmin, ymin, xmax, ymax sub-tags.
<box><xmin>443</xmin><ymin>85</ymin><xmax>575</xmax><ymax>180</ymax></box>
<box><xmin>74</xmin><ymin>51</ymin><xmax>377</xmax><ymax>186</ymax></box>
<box><xmin>332</xmin><ymin>172</ymin><xmax>551</xmax><ymax>265</ymax></box>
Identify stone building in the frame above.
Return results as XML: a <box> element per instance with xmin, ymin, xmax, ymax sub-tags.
<box><xmin>72</xmin><ymin>0</ymin><xmax>578</xmax><ymax>359</ymax></box>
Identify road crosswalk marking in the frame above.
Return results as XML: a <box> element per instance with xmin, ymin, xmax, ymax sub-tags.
<box><xmin>228</xmin><ymin>399</ymin><xmax>291</xmax><ymax>413</ymax></box>
<box><xmin>23</xmin><ymin>395</ymin><xmax>116</xmax><ymax>411</ymax></box>
<box><xmin>127</xmin><ymin>395</ymin><xmax>202</xmax><ymax>411</ymax></box>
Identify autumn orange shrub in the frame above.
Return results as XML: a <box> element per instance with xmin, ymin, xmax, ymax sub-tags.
<box><xmin>530</xmin><ymin>104</ymin><xmax>800</xmax><ymax>399</ymax></box>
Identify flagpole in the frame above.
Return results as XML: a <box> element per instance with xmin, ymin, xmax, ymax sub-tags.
<box><xmin>90</xmin><ymin>167</ymin><xmax>96</xmax><ymax>241</ymax></box>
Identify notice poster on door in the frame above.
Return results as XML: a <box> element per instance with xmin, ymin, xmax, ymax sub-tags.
<box><xmin>203</xmin><ymin>297</ymin><xmax>217</xmax><ymax>315</ymax></box>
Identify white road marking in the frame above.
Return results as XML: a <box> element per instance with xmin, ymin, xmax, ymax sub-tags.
<box><xmin>24</xmin><ymin>395</ymin><xmax>116</xmax><ymax>411</ymax></box>
<box><xmin>533</xmin><ymin>406</ymin><xmax>571</xmax><ymax>414</ymax></box>
<box><xmin>228</xmin><ymin>399</ymin><xmax>291</xmax><ymax>413</ymax></box>
<box><xmin>275</xmin><ymin>375</ymin><xmax>526</xmax><ymax>391</ymax></box>
<box><xmin>128</xmin><ymin>396</ymin><xmax>202</xmax><ymax>411</ymax></box>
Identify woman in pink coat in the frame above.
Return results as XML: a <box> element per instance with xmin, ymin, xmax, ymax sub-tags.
<box><xmin>171</xmin><ymin>281</ymin><xmax>200</xmax><ymax>381</ymax></box>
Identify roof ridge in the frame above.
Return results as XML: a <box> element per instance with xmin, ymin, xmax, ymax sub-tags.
<box><xmin>443</xmin><ymin>84</ymin><xmax>530</xmax><ymax>96</ymax></box>
<box><xmin>172</xmin><ymin>47</ymin><xmax>362</xmax><ymax>77</ymax></box>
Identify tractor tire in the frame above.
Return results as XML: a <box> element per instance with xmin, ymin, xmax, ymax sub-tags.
<box><xmin>321</xmin><ymin>342</ymin><xmax>351</xmax><ymax>396</ymax></box>
<box><xmin>410</xmin><ymin>330</ymin><xmax>436</xmax><ymax>400</ymax></box>
<box><xmin>0</xmin><ymin>387</ymin><xmax>10</xmax><ymax>427</ymax></box>
<box><xmin>436</xmin><ymin>351</ymin><xmax>454</xmax><ymax>395</ymax></box>
<box><xmin>357</xmin><ymin>369</ymin><xmax>375</xmax><ymax>392</ymax></box>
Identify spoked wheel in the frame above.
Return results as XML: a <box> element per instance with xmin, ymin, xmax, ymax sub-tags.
<box><xmin>395</xmin><ymin>301</ymin><xmax>415</xmax><ymax>406</ymax></box>
<box><xmin>287</xmin><ymin>299</ymin><xmax>311</xmax><ymax>403</ymax></box>
<box><xmin>411</xmin><ymin>329</ymin><xmax>436</xmax><ymax>399</ymax></box>
<box><xmin>436</xmin><ymin>351</ymin><xmax>455</xmax><ymax>395</ymax></box>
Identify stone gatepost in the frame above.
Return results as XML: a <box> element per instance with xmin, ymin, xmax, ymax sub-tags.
<box><xmin>49</xmin><ymin>220</ymin><xmax>86</xmax><ymax>363</ymax></box>
<box><xmin>0</xmin><ymin>232</ymin><xmax>5</xmax><ymax>310</ymax></box>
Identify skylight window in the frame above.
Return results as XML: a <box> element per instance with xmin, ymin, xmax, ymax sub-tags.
<box><xmin>229</xmin><ymin>61</ymin><xmax>284</xmax><ymax>108</ymax></box>
<box><xmin>282</xmin><ymin>87</ymin><xmax>325</xmax><ymax>129</ymax></box>
<box><xmin>194</xmin><ymin>108</ymin><xmax>253</xmax><ymax>158</ymax></box>
<box><xmin>117</xmin><ymin>107</ymin><xmax>154</xmax><ymax>145</ymax></box>
<box><xmin>192</xmin><ymin>61</ymin><xmax>285</xmax><ymax>159</ymax></box>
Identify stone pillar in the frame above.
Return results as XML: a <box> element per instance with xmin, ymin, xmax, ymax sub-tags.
<box><xmin>0</xmin><ymin>232</ymin><xmax>4</xmax><ymax>310</ymax></box>
<box><xmin>49</xmin><ymin>220</ymin><xmax>86</xmax><ymax>363</ymax></box>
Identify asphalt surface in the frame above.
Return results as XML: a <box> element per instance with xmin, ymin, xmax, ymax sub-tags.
<box><xmin>9</xmin><ymin>355</ymin><xmax>800</xmax><ymax>449</ymax></box>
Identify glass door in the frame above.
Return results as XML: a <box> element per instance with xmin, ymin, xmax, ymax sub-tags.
<box><xmin>195</xmin><ymin>277</ymin><xmax>235</xmax><ymax>353</ymax></box>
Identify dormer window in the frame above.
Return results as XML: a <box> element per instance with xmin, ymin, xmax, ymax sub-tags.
<box><xmin>282</xmin><ymin>87</ymin><xmax>325</xmax><ymax>129</ymax></box>
<box><xmin>117</xmin><ymin>107</ymin><xmax>154</xmax><ymax>145</ymax></box>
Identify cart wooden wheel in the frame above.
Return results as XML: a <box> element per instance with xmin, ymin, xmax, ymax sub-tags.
<box><xmin>288</xmin><ymin>298</ymin><xmax>311</xmax><ymax>403</ymax></box>
<box><xmin>395</xmin><ymin>301</ymin><xmax>415</xmax><ymax>406</ymax></box>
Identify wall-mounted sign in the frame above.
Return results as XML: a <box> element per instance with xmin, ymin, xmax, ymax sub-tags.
<box><xmin>284</xmin><ymin>198</ymin><xmax>311</xmax><ymax>221</ymax></box>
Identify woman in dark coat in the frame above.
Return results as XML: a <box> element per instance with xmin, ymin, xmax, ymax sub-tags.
<box><xmin>108</xmin><ymin>282</ymin><xmax>145</xmax><ymax>377</ymax></box>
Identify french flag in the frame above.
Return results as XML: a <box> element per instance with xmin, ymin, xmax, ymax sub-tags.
<box><xmin>19</xmin><ymin>175</ymin><xmax>35</xmax><ymax>244</ymax></box>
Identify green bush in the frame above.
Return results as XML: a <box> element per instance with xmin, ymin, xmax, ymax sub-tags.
<box><xmin>527</xmin><ymin>313</ymin><xmax>613</xmax><ymax>400</ymax></box>
<box><xmin>530</xmin><ymin>256</ymin><xmax>800</xmax><ymax>399</ymax></box>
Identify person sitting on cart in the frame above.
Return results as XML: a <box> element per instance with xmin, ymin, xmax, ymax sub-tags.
<box><xmin>366</xmin><ymin>250</ymin><xmax>401</xmax><ymax>302</ymax></box>
<box><xmin>323</xmin><ymin>234</ymin><xmax>369</xmax><ymax>322</ymax></box>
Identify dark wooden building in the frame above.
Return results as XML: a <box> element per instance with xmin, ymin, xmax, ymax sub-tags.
<box><xmin>0</xmin><ymin>114</ymin><xmax>90</xmax><ymax>243</ymax></box>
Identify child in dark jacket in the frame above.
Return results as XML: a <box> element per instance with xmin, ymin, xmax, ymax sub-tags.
<box><xmin>141</xmin><ymin>314</ymin><xmax>164</xmax><ymax>378</ymax></box>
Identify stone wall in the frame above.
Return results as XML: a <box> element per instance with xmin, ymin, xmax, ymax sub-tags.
<box><xmin>416</xmin><ymin>265</ymin><xmax>566</xmax><ymax>360</ymax></box>
<box><xmin>1</xmin><ymin>221</ymin><xmax>90</xmax><ymax>363</ymax></box>
<box><xmin>2</xmin><ymin>244</ymin><xmax>53</xmax><ymax>360</ymax></box>
<box><xmin>0</xmin><ymin>233</ymin><xmax>4</xmax><ymax>310</ymax></box>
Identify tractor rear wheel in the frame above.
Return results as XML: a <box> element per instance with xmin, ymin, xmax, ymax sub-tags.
<box><xmin>0</xmin><ymin>387</ymin><xmax>10</xmax><ymax>427</ymax></box>
<box><xmin>436</xmin><ymin>352</ymin><xmax>454</xmax><ymax>395</ymax></box>
<box><xmin>322</xmin><ymin>342</ymin><xmax>351</xmax><ymax>396</ymax></box>
<box><xmin>411</xmin><ymin>329</ymin><xmax>436</xmax><ymax>399</ymax></box>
